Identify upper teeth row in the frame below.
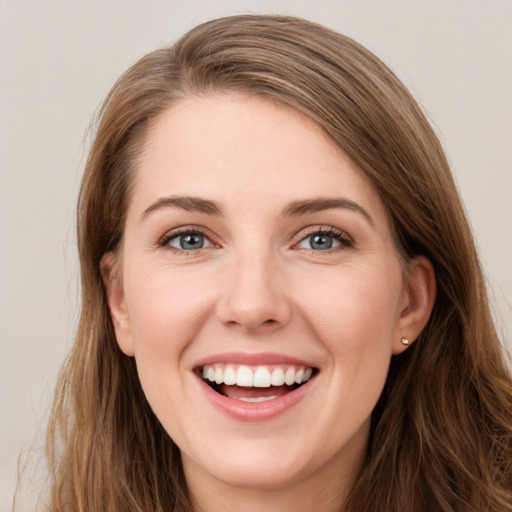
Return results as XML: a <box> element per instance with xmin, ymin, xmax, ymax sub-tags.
<box><xmin>201</xmin><ymin>364</ymin><xmax>313</xmax><ymax>388</ymax></box>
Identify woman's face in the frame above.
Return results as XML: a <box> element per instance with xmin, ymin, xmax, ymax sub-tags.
<box><xmin>106</xmin><ymin>94</ymin><xmax>419</xmax><ymax>495</ymax></box>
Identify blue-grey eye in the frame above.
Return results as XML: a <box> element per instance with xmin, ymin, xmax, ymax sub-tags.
<box><xmin>310</xmin><ymin>234</ymin><xmax>334</xmax><ymax>250</ymax></box>
<box><xmin>168</xmin><ymin>232</ymin><xmax>212</xmax><ymax>250</ymax></box>
<box><xmin>297</xmin><ymin>231</ymin><xmax>344</xmax><ymax>251</ymax></box>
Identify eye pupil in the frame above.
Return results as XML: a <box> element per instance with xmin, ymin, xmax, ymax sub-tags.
<box><xmin>310</xmin><ymin>234</ymin><xmax>333</xmax><ymax>250</ymax></box>
<box><xmin>180</xmin><ymin>233</ymin><xmax>204</xmax><ymax>250</ymax></box>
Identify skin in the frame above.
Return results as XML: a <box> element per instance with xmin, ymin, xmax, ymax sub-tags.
<box><xmin>103</xmin><ymin>94</ymin><xmax>435</xmax><ymax>512</ymax></box>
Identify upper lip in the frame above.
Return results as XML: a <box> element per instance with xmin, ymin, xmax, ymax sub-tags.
<box><xmin>193</xmin><ymin>351</ymin><xmax>318</xmax><ymax>370</ymax></box>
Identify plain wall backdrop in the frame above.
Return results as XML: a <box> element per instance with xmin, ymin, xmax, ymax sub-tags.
<box><xmin>1</xmin><ymin>1</ymin><xmax>511</xmax><ymax>509</ymax></box>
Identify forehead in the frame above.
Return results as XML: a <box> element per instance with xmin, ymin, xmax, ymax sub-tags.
<box><xmin>130</xmin><ymin>94</ymin><xmax>388</xmax><ymax>224</ymax></box>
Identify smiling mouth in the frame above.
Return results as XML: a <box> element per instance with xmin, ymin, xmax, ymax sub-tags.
<box><xmin>198</xmin><ymin>364</ymin><xmax>316</xmax><ymax>402</ymax></box>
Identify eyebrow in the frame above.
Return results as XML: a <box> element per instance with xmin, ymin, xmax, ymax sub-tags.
<box><xmin>282</xmin><ymin>198</ymin><xmax>374</xmax><ymax>227</ymax></box>
<box><xmin>141</xmin><ymin>195</ymin><xmax>374</xmax><ymax>227</ymax></box>
<box><xmin>142</xmin><ymin>196</ymin><xmax>223</xmax><ymax>220</ymax></box>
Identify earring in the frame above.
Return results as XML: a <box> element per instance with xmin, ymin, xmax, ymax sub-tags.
<box><xmin>401</xmin><ymin>337</ymin><xmax>410</xmax><ymax>346</ymax></box>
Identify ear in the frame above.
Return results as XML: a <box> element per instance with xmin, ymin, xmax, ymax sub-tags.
<box><xmin>100</xmin><ymin>252</ymin><xmax>135</xmax><ymax>356</ymax></box>
<box><xmin>393</xmin><ymin>255</ymin><xmax>436</xmax><ymax>355</ymax></box>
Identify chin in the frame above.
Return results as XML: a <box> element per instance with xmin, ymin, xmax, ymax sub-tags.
<box><xmin>182</xmin><ymin>439</ymin><xmax>317</xmax><ymax>490</ymax></box>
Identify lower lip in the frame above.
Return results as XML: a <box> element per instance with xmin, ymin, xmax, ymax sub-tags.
<box><xmin>196</xmin><ymin>375</ymin><xmax>316</xmax><ymax>422</ymax></box>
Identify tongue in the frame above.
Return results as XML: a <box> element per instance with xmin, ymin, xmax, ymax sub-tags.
<box><xmin>220</xmin><ymin>384</ymin><xmax>295</xmax><ymax>400</ymax></box>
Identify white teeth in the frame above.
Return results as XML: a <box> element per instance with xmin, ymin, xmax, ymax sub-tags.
<box><xmin>224</xmin><ymin>365</ymin><xmax>237</xmax><ymax>385</ymax></box>
<box><xmin>253</xmin><ymin>367</ymin><xmax>271</xmax><ymax>388</ymax></box>
<box><xmin>285</xmin><ymin>367</ymin><xmax>296</xmax><ymax>386</ymax></box>
<box><xmin>201</xmin><ymin>363</ymin><xmax>314</xmax><ymax>388</ymax></box>
<box><xmin>236</xmin><ymin>366</ymin><xmax>254</xmax><ymax>387</ymax></box>
<box><xmin>271</xmin><ymin>367</ymin><xmax>285</xmax><ymax>386</ymax></box>
<box><xmin>239</xmin><ymin>396</ymin><xmax>278</xmax><ymax>403</ymax></box>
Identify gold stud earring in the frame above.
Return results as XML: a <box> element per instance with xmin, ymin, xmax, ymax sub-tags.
<box><xmin>401</xmin><ymin>338</ymin><xmax>410</xmax><ymax>346</ymax></box>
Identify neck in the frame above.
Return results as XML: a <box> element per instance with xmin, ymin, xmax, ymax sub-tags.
<box><xmin>189</xmin><ymin>478</ymin><xmax>349</xmax><ymax>512</ymax></box>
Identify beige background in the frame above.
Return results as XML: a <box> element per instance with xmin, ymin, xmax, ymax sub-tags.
<box><xmin>1</xmin><ymin>1</ymin><xmax>511</xmax><ymax>509</ymax></box>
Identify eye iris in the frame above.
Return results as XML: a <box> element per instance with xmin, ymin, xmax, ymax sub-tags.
<box><xmin>310</xmin><ymin>234</ymin><xmax>333</xmax><ymax>250</ymax></box>
<box><xmin>180</xmin><ymin>233</ymin><xmax>204</xmax><ymax>250</ymax></box>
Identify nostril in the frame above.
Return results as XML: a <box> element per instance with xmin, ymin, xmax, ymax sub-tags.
<box><xmin>216</xmin><ymin>294</ymin><xmax>292</xmax><ymax>331</ymax></box>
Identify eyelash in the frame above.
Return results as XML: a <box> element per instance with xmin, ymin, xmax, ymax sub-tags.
<box><xmin>157</xmin><ymin>227</ymin><xmax>214</xmax><ymax>254</ymax></box>
<box><xmin>295</xmin><ymin>226</ymin><xmax>354</xmax><ymax>252</ymax></box>
<box><xmin>157</xmin><ymin>226</ymin><xmax>354</xmax><ymax>254</ymax></box>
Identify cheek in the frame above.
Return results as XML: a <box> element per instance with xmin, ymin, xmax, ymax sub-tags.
<box><xmin>296</xmin><ymin>264</ymin><xmax>402</xmax><ymax>354</ymax></box>
<box><xmin>297</xmin><ymin>264</ymin><xmax>402</xmax><ymax>409</ymax></box>
<box><xmin>124</xmin><ymin>264</ymin><xmax>216</xmax><ymax>355</ymax></box>
<box><xmin>121</xmin><ymin>268</ymin><xmax>211</xmax><ymax>429</ymax></box>
<box><xmin>277</xmin><ymin>264</ymin><xmax>403</xmax><ymax>458</ymax></box>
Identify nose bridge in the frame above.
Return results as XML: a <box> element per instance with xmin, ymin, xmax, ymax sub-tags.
<box><xmin>217</xmin><ymin>242</ymin><xmax>291</xmax><ymax>332</ymax></box>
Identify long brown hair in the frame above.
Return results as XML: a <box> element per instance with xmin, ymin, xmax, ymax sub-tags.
<box><xmin>43</xmin><ymin>15</ymin><xmax>512</xmax><ymax>511</ymax></box>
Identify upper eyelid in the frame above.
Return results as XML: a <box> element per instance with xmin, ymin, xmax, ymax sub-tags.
<box><xmin>291</xmin><ymin>227</ymin><xmax>355</xmax><ymax>254</ymax></box>
<box><xmin>158</xmin><ymin>226</ymin><xmax>217</xmax><ymax>246</ymax></box>
<box><xmin>294</xmin><ymin>225</ymin><xmax>353</xmax><ymax>242</ymax></box>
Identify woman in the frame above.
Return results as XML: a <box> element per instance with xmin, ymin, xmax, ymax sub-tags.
<box><xmin>44</xmin><ymin>14</ymin><xmax>512</xmax><ymax>512</ymax></box>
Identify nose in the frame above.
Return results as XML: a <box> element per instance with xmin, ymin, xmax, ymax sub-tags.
<box><xmin>216</xmin><ymin>250</ymin><xmax>292</xmax><ymax>334</ymax></box>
